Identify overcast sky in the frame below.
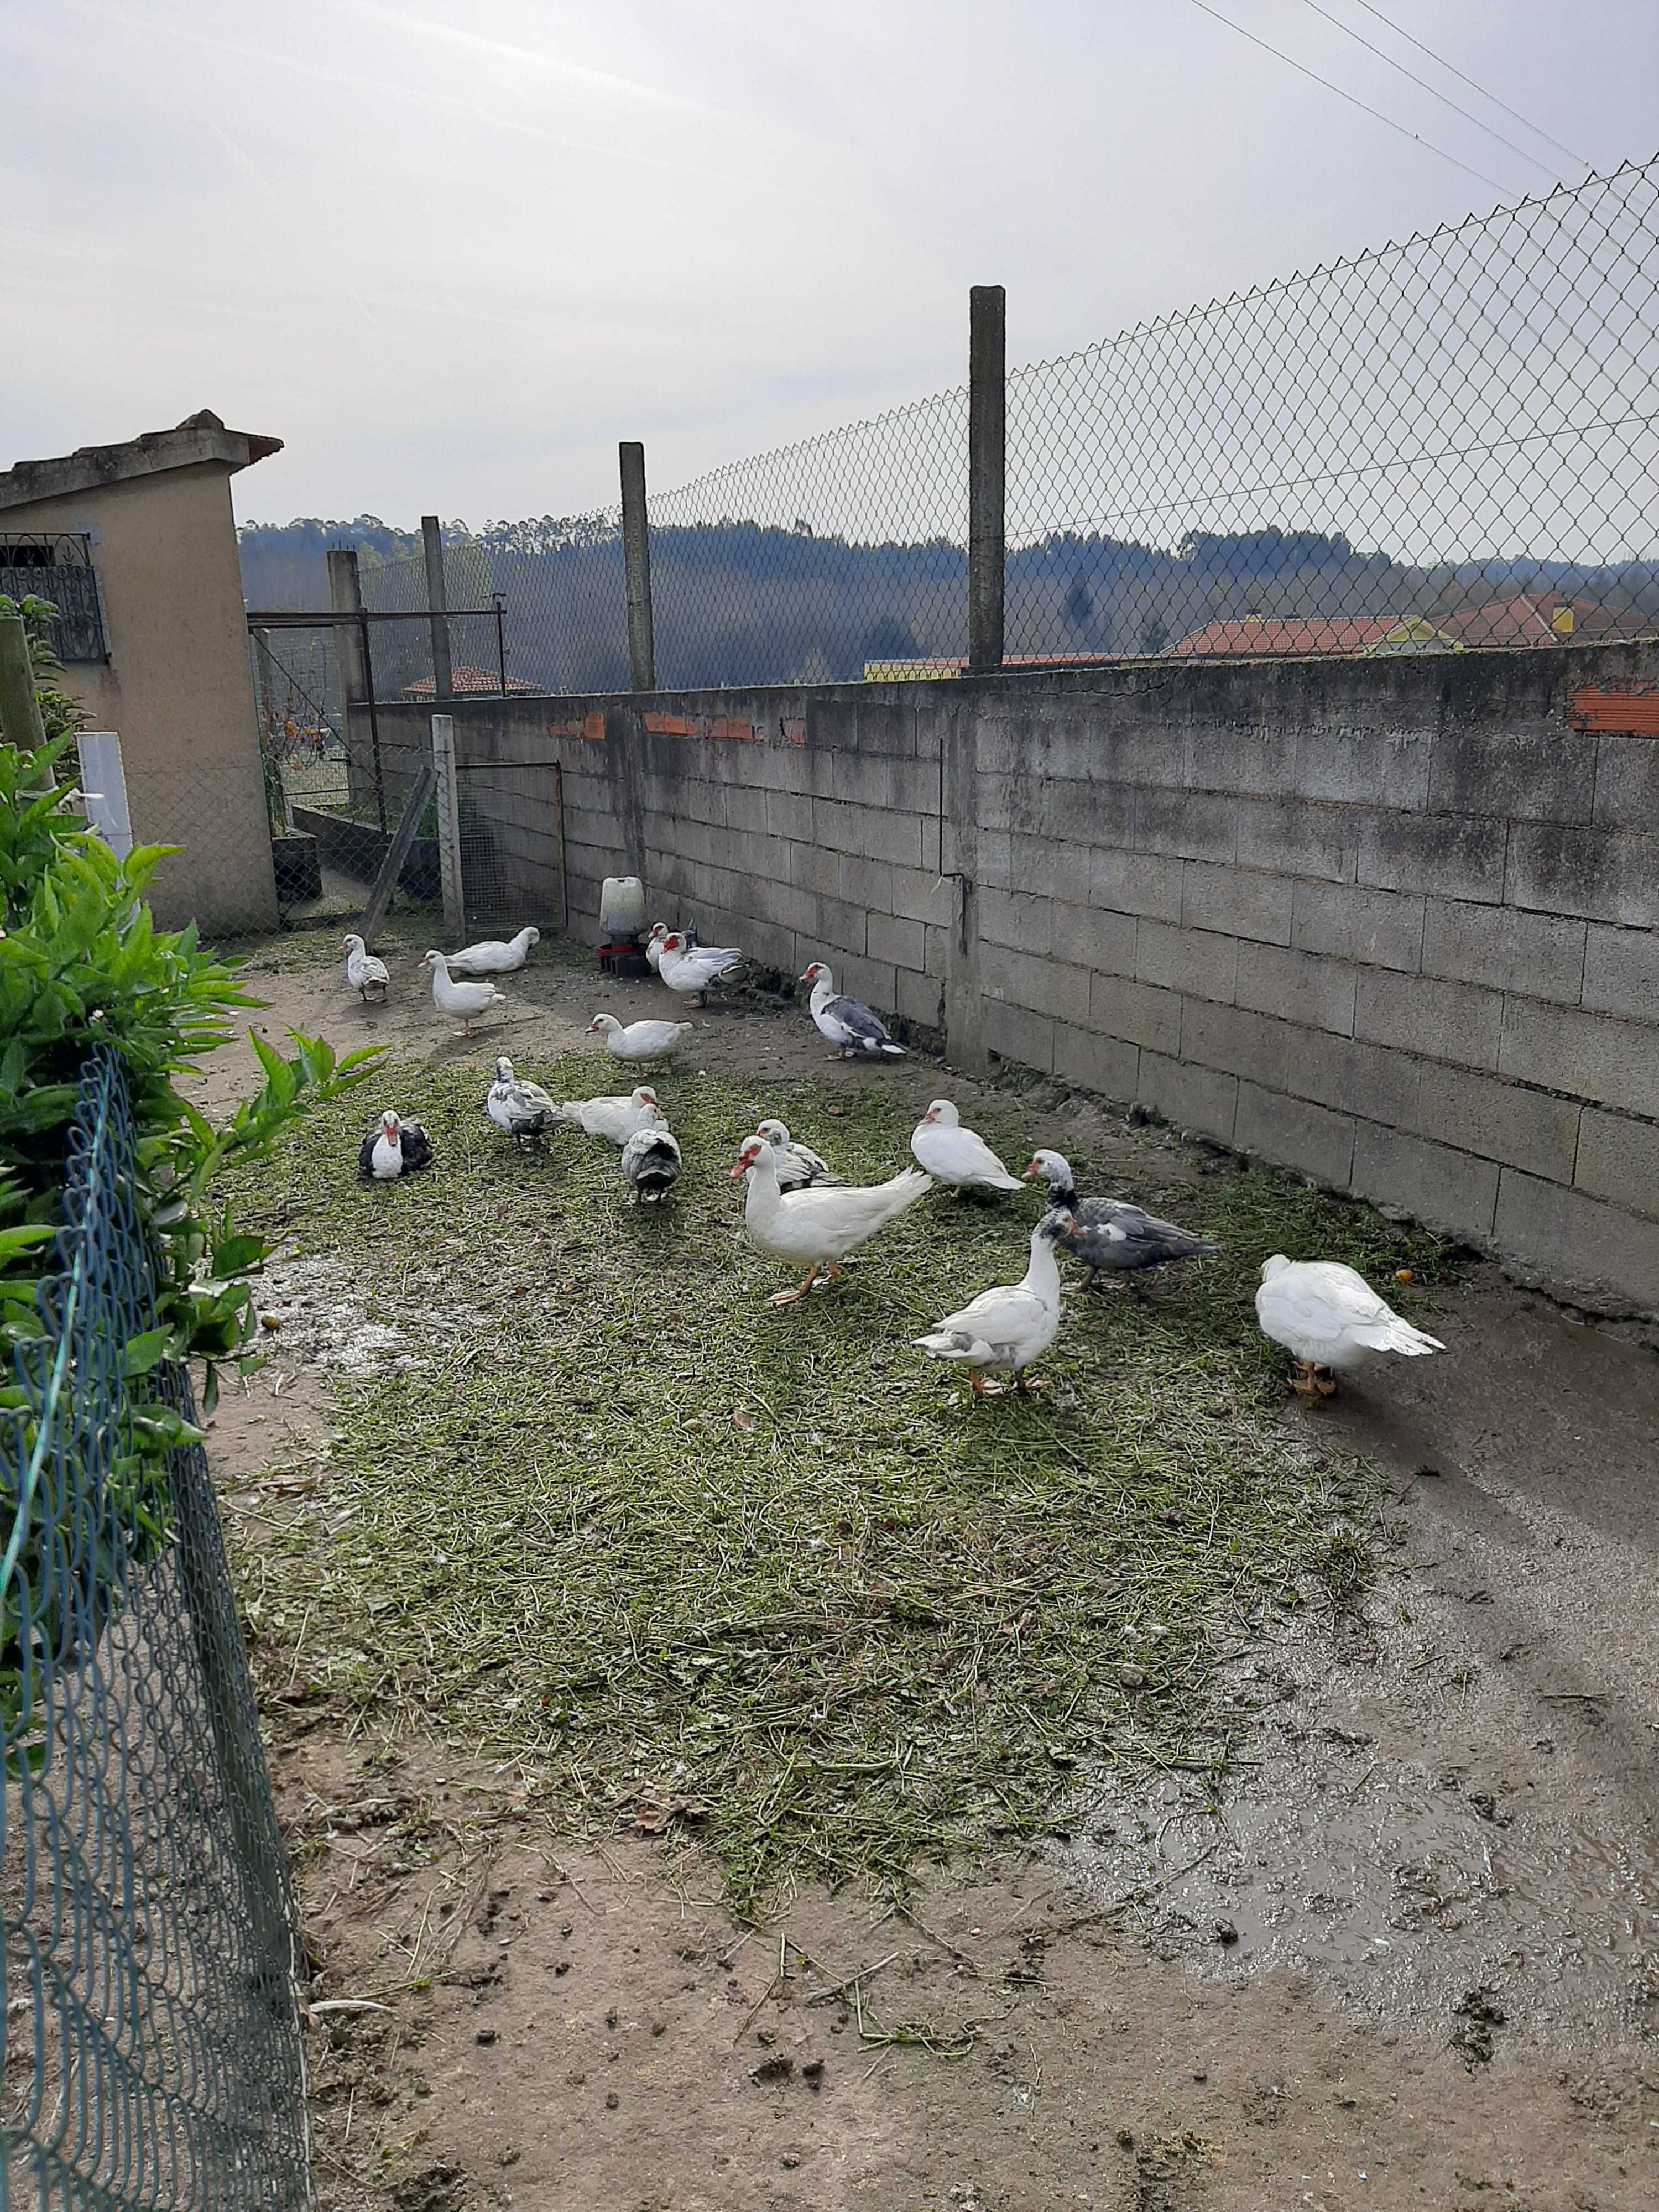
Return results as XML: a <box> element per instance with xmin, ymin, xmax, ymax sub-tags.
<box><xmin>3</xmin><ymin>1</ymin><xmax>1655</xmax><ymax>529</ymax></box>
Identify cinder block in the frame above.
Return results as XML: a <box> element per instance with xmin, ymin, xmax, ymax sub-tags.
<box><xmin>1421</xmin><ymin>900</ymin><xmax>1587</xmax><ymax>1004</ymax></box>
<box><xmin>731</xmin><ymin>916</ymin><xmax>797</xmax><ymax>973</ymax></box>
<box><xmin>1091</xmin><ymin>973</ymin><xmax>1182</xmax><ymax>1055</ymax></box>
<box><xmin>1136</xmin><ymin>920</ymin><xmax>1239</xmax><ymax>1005</ymax></box>
<box><xmin>796</xmin><ymin>891</ymin><xmax>867</xmax><ymax>964</ymax></box>
<box><xmin>827</xmin><ymin>953</ymin><xmax>897</xmax><ymax>1020</ymax></box>
<box><xmin>1291</xmin><ymin>722</ymin><xmax>1432</xmax><ymax>810</ymax></box>
<box><xmin>1355</xmin><ymin>968</ymin><xmax>1503</xmax><ymax>1072</ymax></box>
<box><xmin>1351</xmin><ymin>1123</ymin><xmax>1500</xmax><ymax>1243</ymax></box>
<box><xmin>920</xmin><ymin>817</ymin><xmax>941</xmax><ymax>873</ymax></box>
<box><xmin>1133</xmin><ymin>786</ymin><xmax>1238</xmax><ymax>864</ymax></box>
<box><xmin>1593</xmin><ymin>732</ymin><xmax>1659</xmax><ymax>828</ymax></box>
<box><xmin>1291</xmin><ymin>880</ymin><xmax>1425</xmax><ymax>972</ymax></box>
<box><xmin>721</xmin><ymin>782</ymin><xmax>773</xmax><ymax>835</ymax></box>
<box><xmin>868</xmin><ymin>911</ymin><xmax>926</xmax><ymax>973</ymax></box>
<box><xmin>813</xmin><ymin>798</ymin><xmax>924</xmax><ymax>868</ymax></box>
<box><xmin>1429</xmin><ymin>726</ymin><xmax>1598</xmax><ymax>824</ymax></box>
<box><xmin>1581</xmin><ymin>924</ymin><xmax>1659</xmax><ymax>1025</ymax></box>
<box><xmin>1235</xmin><ymin>1083</ymin><xmax>1356</xmax><ymax>1187</ymax></box>
<box><xmin>837</xmin><ymin>851</ymin><xmax>898</xmax><ymax>916</ymax></box>
<box><xmin>1358</xmin><ymin>809</ymin><xmax>1507</xmax><ymax>904</ymax></box>
<box><xmin>1032</xmin><ymin>777</ymin><xmax>1134</xmax><ymax>849</ymax></box>
<box><xmin>831</xmin><ymin>752</ymin><xmax>939</xmax><ymax>814</ymax></box>
<box><xmin>1498</xmin><ymin>997</ymin><xmax>1659</xmax><ymax>1117</ymax></box>
<box><xmin>983</xmin><ymin>944</ymin><xmax>1091</xmax><ymax>1026</ymax></box>
<box><xmin>1494</xmin><ymin>1167</ymin><xmax>1659</xmax><ymax>1307</ymax></box>
<box><xmin>1574</xmin><ymin>1108</ymin><xmax>1659</xmax><ymax>1221</ymax></box>
<box><xmin>887</xmin><ymin>864</ymin><xmax>958</xmax><ymax>927</ymax></box>
<box><xmin>1051</xmin><ymin>900</ymin><xmax>1136</xmax><ymax>978</ymax></box>
<box><xmin>1091</xmin><ymin>846</ymin><xmax>1184</xmax><ymax>922</ymax></box>
<box><xmin>1183</xmin><ymin>722</ymin><xmax>1296</xmax><ymax>797</ymax></box>
<box><xmin>1406</xmin><ymin>1063</ymin><xmax>1580</xmax><ymax>1183</ymax></box>
<box><xmin>897</xmin><ymin>968</ymin><xmax>945</xmax><ymax>1030</ymax></box>
<box><xmin>1235</xmin><ymin>942</ymin><xmax>1356</xmax><ymax>1037</ymax></box>
<box><xmin>1291</xmin><ymin>1032</ymin><xmax>1422</xmax><ymax>1130</ymax></box>
<box><xmin>984</xmin><ymin>998</ymin><xmax>1055</xmax><ymax>1073</ymax></box>
<box><xmin>789</xmin><ymin>840</ymin><xmax>839</xmax><ymax>897</ymax></box>
<box><xmin>1136</xmin><ymin>1053</ymin><xmax>1239</xmax><ymax>1144</ymax></box>
<box><xmin>974</xmin><ymin>829</ymin><xmax>1011</xmax><ymax>887</ymax></box>
<box><xmin>765</xmin><ymin>788</ymin><xmax>815</xmax><ymax>841</ymax></box>
<box><xmin>1236</xmin><ymin>797</ymin><xmax>1355</xmax><ymax>884</ymax></box>
<box><xmin>1181</xmin><ymin>860</ymin><xmax>1294</xmax><ymax>946</ymax></box>
<box><xmin>1052</xmin><ymin>1024</ymin><xmax>1140</xmax><ymax>1101</ymax></box>
<box><xmin>1012</xmin><ymin>832</ymin><xmax>1092</xmax><ymax>909</ymax></box>
<box><xmin>976</xmin><ymin>772</ymin><xmax>1031</xmax><ymax>834</ymax></box>
<box><xmin>1506</xmin><ymin>824</ymin><xmax>1659</xmax><ymax>928</ymax></box>
<box><xmin>1181</xmin><ymin>998</ymin><xmax>1293</xmax><ymax>1093</ymax></box>
<box><xmin>978</xmin><ymin>886</ymin><xmax>1050</xmax><ymax>957</ymax></box>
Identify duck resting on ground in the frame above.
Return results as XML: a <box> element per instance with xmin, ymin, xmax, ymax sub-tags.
<box><xmin>586</xmin><ymin>1013</ymin><xmax>693</xmax><ymax>1066</ymax></box>
<box><xmin>658</xmin><ymin>932</ymin><xmax>743</xmax><ymax>1006</ymax></box>
<box><xmin>445</xmin><ymin>926</ymin><xmax>540</xmax><ymax>976</ymax></box>
<box><xmin>554</xmin><ymin>1086</ymin><xmax>666</xmax><ymax>1145</ymax></box>
<box><xmin>800</xmin><ymin>963</ymin><xmax>904</xmax><ymax>1058</ymax></box>
<box><xmin>645</xmin><ymin>921</ymin><xmax>701</xmax><ymax>974</ymax></box>
<box><xmin>420</xmin><ymin>951</ymin><xmax>505</xmax><ymax>1035</ymax></box>
<box><xmin>911</xmin><ymin>1100</ymin><xmax>1024</xmax><ymax>1194</ymax></box>
<box><xmin>914</xmin><ymin>1212</ymin><xmax>1075</xmax><ymax>1395</ymax></box>
<box><xmin>486</xmin><ymin>1057</ymin><xmax>559</xmax><ymax>1146</ymax></box>
<box><xmin>1023</xmin><ymin>1150</ymin><xmax>1219</xmax><ymax>1295</ymax></box>
<box><xmin>358</xmin><ymin>1109</ymin><xmax>434</xmax><ymax>1181</ymax></box>
<box><xmin>731</xmin><ymin>1133</ymin><xmax>929</xmax><ymax>1304</ymax></box>
<box><xmin>620</xmin><ymin>1125</ymin><xmax>682</xmax><ymax>1203</ymax></box>
<box><xmin>1255</xmin><ymin>1253</ymin><xmax>1445</xmax><ymax>1397</ymax></box>
<box><xmin>754</xmin><ymin>1119</ymin><xmax>842</xmax><ymax>1191</ymax></box>
<box><xmin>341</xmin><ymin>933</ymin><xmax>389</xmax><ymax>1004</ymax></box>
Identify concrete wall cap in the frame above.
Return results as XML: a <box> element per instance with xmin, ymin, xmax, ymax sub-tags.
<box><xmin>0</xmin><ymin>411</ymin><xmax>283</xmax><ymax>511</ymax></box>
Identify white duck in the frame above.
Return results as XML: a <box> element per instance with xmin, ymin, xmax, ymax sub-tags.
<box><xmin>914</xmin><ymin>1213</ymin><xmax>1074</xmax><ymax>1395</ymax></box>
<box><xmin>646</xmin><ymin>922</ymin><xmax>705</xmax><ymax>972</ymax></box>
<box><xmin>1255</xmin><ymin>1254</ymin><xmax>1445</xmax><ymax>1397</ymax></box>
<box><xmin>658</xmin><ymin>931</ymin><xmax>743</xmax><ymax>1006</ymax></box>
<box><xmin>800</xmin><ymin>963</ymin><xmax>905</xmax><ymax>1058</ymax></box>
<box><xmin>341</xmin><ymin>933</ymin><xmax>389</xmax><ymax>1004</ymax></box>
<box><xmin>420</xmin><ymin>950</ymin><xmax>505</xmax><ymax>1035</ymax></box>
<box><xmin>554</xmin><ymin>1086</ymin><xmax>666</xmax><ymax>1145</ymax></box>
<box><xmin>486</xmin><ymin>1057</ymin><xmax>558</xmax><ymax>1146</ymax></box>
<box><xmin>620</xmin><ymin>1125</ymin><xmax>682</xmax><ymax>1203</ymax></box>
<box><xmin>446</xmin><ymin>926</ymin><xmax>540</xmax><ymax>976</ymax></box>
<box><xmin>754</xmin><ymin>1119</ymin><xmax>842</xmax><ymax>1192</ymax></box>
<box><xmin>731</xmin><ymin>1134</ymin><xmax>930</xmax><ymax>1305</ymax></box>
<box><xmin>357</xmin><ymin>1109</ymin><xmax>434</xmax><ymax>1182</ymax></box>
<box><xmin>587</xmin><ymin>1013</ymin><xmax>692</xmax><ymax>1066</ymax></box>
<box><xmin>911</xmin><ymin>1100</ymin><xmax>1023</xmax><ymax>1193</ymax></box>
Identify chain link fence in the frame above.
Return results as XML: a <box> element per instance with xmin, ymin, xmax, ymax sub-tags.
<box><xmin>2</xmin><ymin>1051</ymin><xmax>311</xmax><ymax>2210</ymax></box>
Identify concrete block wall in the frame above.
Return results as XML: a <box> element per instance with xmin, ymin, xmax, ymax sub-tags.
<box><xmin>372</xmin><ymin>640</ymin><xmax>1659</xmax><ymax>1310</ymax></box>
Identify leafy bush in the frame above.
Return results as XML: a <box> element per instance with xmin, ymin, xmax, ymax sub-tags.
<box><xmin>0</xmin><ymin>593</ymin><xmax>86</xmax><ymax>744</ymax></box>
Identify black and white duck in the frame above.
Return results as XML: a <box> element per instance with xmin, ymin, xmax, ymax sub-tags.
<box><xmin>358</xmin><ymin>1109</ymin><xmax>434</xmax><ymax>1182</ymax></box>
<box><xmin>1022</xmin><ymin>1150</ymin><xmax>1217</xmax><ymax>1295</ymax></box>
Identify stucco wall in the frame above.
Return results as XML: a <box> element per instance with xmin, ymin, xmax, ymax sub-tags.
<box><xmin>362</xmin><ymin>641</ymin><xmax>1659</xmax><ymax>1311</ymax></box>
<box><xmin>7</xmin><ymin>463</ymin><xmax>277</xmax><ymax>933</ymax></box>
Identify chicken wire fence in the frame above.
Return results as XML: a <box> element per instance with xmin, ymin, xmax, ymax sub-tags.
<box><xmin>2</xmin><ymin>1050</ymin><xmax>311</xmax><ymax>2210</ymax></box>
<box><xmin>425</xmin><ymin>151</ymin><xmax>1656</xmax><ymax>691</ymax></box>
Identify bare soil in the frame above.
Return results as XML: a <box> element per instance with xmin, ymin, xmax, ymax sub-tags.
<box><xmin>207</xmin><ymin>924</ymin><xmax>1659</xmax><ymax>2211</ymax></box>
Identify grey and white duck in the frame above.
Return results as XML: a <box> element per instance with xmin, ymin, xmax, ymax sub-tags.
<box><xmin>486</xmin><ymin>1057</ymin><xmax>559</xmax><ymax>1146</ymax></box>
<box><xmin>1022</xmin><ymin>1150</ymin><xmax>1218</xmax><ymax>1295</ymax></box>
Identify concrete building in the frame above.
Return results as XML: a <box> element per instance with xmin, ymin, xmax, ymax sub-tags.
<box><xmin>0</xmin><ymin>411</ymin><xmax>283</xmax><ymax>934</ymax></box>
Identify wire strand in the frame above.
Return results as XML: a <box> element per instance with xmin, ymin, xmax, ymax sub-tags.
<box><xmin>1295</xmin><ymin>0</ymin><xmax>1564</xmax><ymax>179</ymax></box>
<box><xmin>1346</xmin><ymin>0</ymin><xmax>1588</xmax><ymax>170</ymax></box>
<box><xmin>1181</xmin><ymin>0</ymin><xmax>1511</xmax><ymax>195</ymax></box>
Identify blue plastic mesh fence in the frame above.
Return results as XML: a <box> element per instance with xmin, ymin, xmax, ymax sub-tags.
<box><xmin>2</xmin><ymin>1051</ymin><xmax>311</xmax><ymax>2210</ymax></box>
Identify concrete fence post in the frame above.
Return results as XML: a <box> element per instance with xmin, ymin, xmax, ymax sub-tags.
<box><xmin>967</xmin><ymin>284</ymin><xmax>1006</xmax><ymax>675</ymax></box>
<box><xmin>422</xmin><ymin>514</ymin><xmax>453</xmax><ymax>702</ymax></box>
<box><xmin>0</xmin><ymin>613</ymin><xmax>51</xmax><ymax>776</ymax></box>
<box><xmin>327</xmin><ymin>547</ymin><xmax>371</xmax><ymax>809</ymax></box>
<box><xmin>431</xmin><ymin>713</ymin><xmax>464</xmax><ymax>937</ymax></box>
<box><xmin>619</xmin><ymin>442</ymin><xmax>656</xmax><ymax>693</ymax></box>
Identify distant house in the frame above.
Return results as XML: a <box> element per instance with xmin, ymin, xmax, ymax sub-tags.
<box><xmin>0</xmin><ymin>411</ymin><xmax>283</xmax><ymax>933</ymax></box>
<box><xmin>1170</xmin><ymin>615</ymin><xmax>1458</xmax><ymax>658</ymax></box>
<box><xmin>863</xmin><ymin>653</ymin><xmax>1114</xmax><ymax>681</ymax></box>
<box><xmin>401</xmin><ymin>664</ymin><xmax>538</xmax><ymax>699</ymax></box>
<box><xmin>1437</xmin><ymin>593</ymin><xmax>1653</xmax><ymax>648</ymax></box>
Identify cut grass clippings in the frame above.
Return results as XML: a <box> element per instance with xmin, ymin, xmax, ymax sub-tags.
<box><xmin>221</xmin><ymin>1055</ymin><xmax>1455</xmax><ymax>1919</ymax></box>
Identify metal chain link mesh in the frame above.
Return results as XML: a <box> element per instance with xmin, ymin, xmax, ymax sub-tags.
<box><xmin>2</xmin><ymin>1051</ymin><xmax>310</xmax><ymax>2210</ymax></box>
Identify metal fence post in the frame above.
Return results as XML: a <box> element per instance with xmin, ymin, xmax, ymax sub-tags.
<box><xmin>968</xmin><ymin>284</ymin><xmax>1006</xmax><ymax>674</ymax></box>
<box><xmin>421</xmin><ymin>513</ymin><xmax>453</xmax><ymax>701</ymax></box>
<box><xmin>620</xmin><ymin>442</ymin><xmax>656</xmax><ymax>693</ymax></box>
<box><xmin>431</xmin><ymin>712</ymin><xmax>465</xmax><ymax>936</ymax></box>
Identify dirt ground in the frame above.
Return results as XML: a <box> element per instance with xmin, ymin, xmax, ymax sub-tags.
<box><xmin>203</xmin><ymin>924</ymin><xmax>1659</xmax><ymax>2212</ymax></box>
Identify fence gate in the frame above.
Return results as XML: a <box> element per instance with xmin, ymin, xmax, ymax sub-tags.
<box><xmin>1</xmin><ymin>1054</ymin><xmax>311</xmax><ymax>2209</ymax></box>
<box><xmin>451</xmin><ymin>757</ymin><xmax>566</xmax><ymax>937</ymax></box>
